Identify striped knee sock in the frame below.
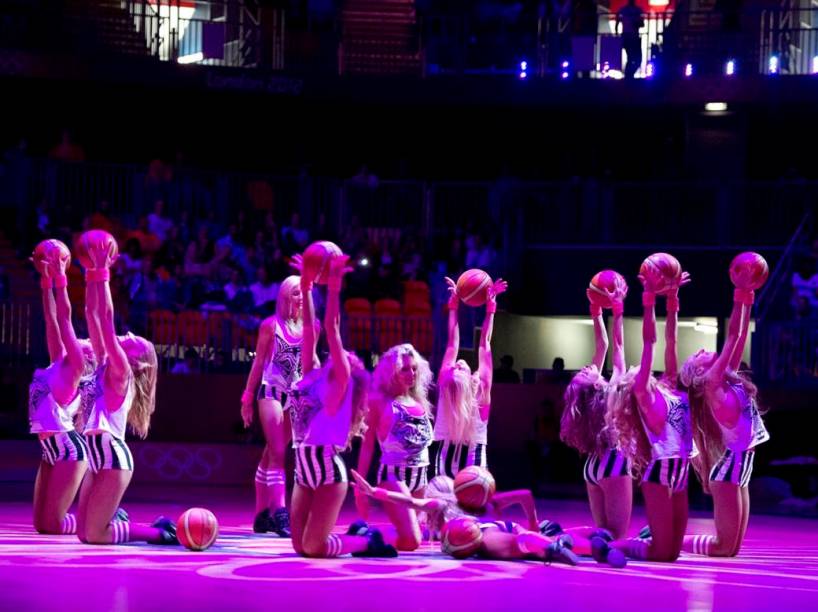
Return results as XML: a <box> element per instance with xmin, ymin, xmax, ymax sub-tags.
<box><xmin>620</xmin><ymin>538</ymin><xmax>650</xmax><ymax>560</ymax></box>
<box><xmin>683</xmin><ymin>534</ymin><xmax>716</xmax><ymax>556</ymax></box>
<box><xmin>111</xmin><ymin>519</ymin><xmax>130</xmax><ymax>544</ymax></box>
<box><xmin>255</xmin><ymin>465</ymin><xmax>268</xmax><ymax>485</ymax></box>
<box><xmin>61</xmin><ymin>513</ymin><xmax>77</xmax><ymax>535</ymax></box>
<box><xmin>325</xmin><ymin>534</ymin><xmax>343</xmax><ymax>558</ymax></box>
<box><xmin>268</xmin><ymin>469</ymin><xmax>285</xmax><ymax>487</ymax></box>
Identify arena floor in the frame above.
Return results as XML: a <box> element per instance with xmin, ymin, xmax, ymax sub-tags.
<box><xmin>1</xmin><ymin>486</ymin><xmax>816</xmax><ymax>611</ymax></box>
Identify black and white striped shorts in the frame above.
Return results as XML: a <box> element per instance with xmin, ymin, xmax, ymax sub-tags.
<box><xmin>584</xmin><ymin>449</ymin><xmax>632</xmax><ymax>486</ymax></box>
<box><xmin>84</xmin><ymin>432</ymin><xmax>134</xmax><ymax>473</ymax></box>
<box><xmin>434</xmin><ymin>440</ymin><xmax>487</xmax><ymax>479</ymax></box>
<box><xmin>709</xmin><ymin>449</ymin><xmax>755</xmax><ymax>488</ymax></box>
<box><xmin>478</xmin><ymin>520</ymin><xmax>522</xmax><ymax>535</ymax></box>
<box><xmin>642</xmin><ymin>457</ymin><xmax>690</xmax><ymax>493</ymax></box>
<box><xmin>257</xmin><ymin>384</ymin><xmax>289</xmax><ymax>409</ymax></box>
<box><xmin>39</xmin><ymin>431</ymin><xmax>88</xmax><ymax>466</ymax></box>
<box><xmin>377</xmin><ymin>464</ymin><xmax>429</xmax><ymax>493</ymax></box>
<box><xmin>294</xmin><ymin>445</ymin><xmax>348</xmax><ymax>490</ymax></box>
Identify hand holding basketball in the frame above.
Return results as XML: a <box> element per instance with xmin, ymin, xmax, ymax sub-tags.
<box><xmin>640</xmin><ymin>253</ymin><xmax>682</xmax><ymax>296</ymax></box>
<box><xmin>488</xmin><ymin>278</ymin><xmax>508</xmax><ymax>300</ymax></box>
<box><xmin>77</xmin><ymin>230</ymin><xmax>119</xmax><ymax>269</ymax></box>
<box><xmin>302</xmin><ymin>240</ymin><xmax>343</xmax><ymax>284</ymax></box>
<box><xmin>729</xmin><ymin>252</ymin><xmax>769</xmax><ymax>291</ymax></box>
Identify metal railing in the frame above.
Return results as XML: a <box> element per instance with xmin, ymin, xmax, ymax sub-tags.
<box><xmin>755</xmin><ymin>320</ymin><xmax>818</xmax><ymax>385</ymax></box>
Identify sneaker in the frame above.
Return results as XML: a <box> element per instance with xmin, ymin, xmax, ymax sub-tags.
<box><xmin>591</xmin><ymin>536</ymin><xmax>627</xmax><ymax>568</ymax></box>
<box><xmin>538</xmin><ymin>519</ymin><xmax>563</xmax><ymax>537</ymax></box>
<box><xmin>346</xmin><ymin>519</ymin><xmax>369</xmax><ymax>537</ymax></box>
<box><xmin>556</xmin><ymin>533</ymin><xmax>574</xmax><ymax>550</ymax></box>
<box><xmin>351</xmin><ymin>528</ymin><xmax>398</xmax><ymax>558</ymax></box>
<box><xmin>151</xmin><ymin>516</ymin><xmax>179</xmax><ymax>545</ymax></box>
<box><xmin>253</xmin><ymin>509</ymin><xmax>271</xmax><ymax>534</ymax></box>
<box><xmin>638</xmin><ymin>525</ymin><xmax>651</xmax><ymax>540</ymax></box>
<box><xmin>114</xmin><ymin>507</ymin><xmax>129</xmax><ymax>522</ymax></box>
<box><xmin>544</xmin><ymin>541</ymin><xmax>579</xmax><ymax>566</ymax></box>
<box><xmin>588</xmin><ymin>528</ymin><xmax>613</xmax><ymax>543</ymax></box>
<box><xmin>271</xmin><ymin>507</ymin><xmax>292</xmax><ymax>538</ymax></box>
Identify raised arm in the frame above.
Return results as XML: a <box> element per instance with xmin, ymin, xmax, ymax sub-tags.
<box><xmin>52</xmin><ymin>252</ymin><xmax>85</xmax><ymax>387</ymax></box>
<box><xmin>440</xmin><ymin>276</ymin><xmax>460</xmax><ymax>372</ymax></box>
<box><xmin>663</xmin><ymin>270</ymin><xmax>690</xmax><ymax>384</ymax></box>
<box><xmin>633</xmin><ymin>286</ymin><xmax>667</xmax><ymax>434</ymax></box>
<box><xmin>477</xmin><ymin>279</ymin><xmax>507</xmax><ymax>410</ymax></box>
<box><xmin>706</xmin><ymin>296</ymin><xmax>745</xmax><ymax>385</ymax></box>
<box><xmin>323</xmin><ymin>254</ymin><xmax>354</xmax><ymax>416</ymax></box>
<box><xmin>587</xmin><ymin>290</ymin><xmax>609</xmax><ymax>371</ymax></box>
<box><xmin>490</xmin><ymin>489</ymin><xmax>539</xmax><ymax>532</ymax></box>
<box><xmin>611</xmin><ymin>299</ymin><xmax>625</xmax><ymax>377</ymax></box>
<box><xmin>240</xmin><ymin>317</ymin><xmax>275</xmax><ymax>427</ymax></box>
<box><xmin>729</xmin><ymin>295</ymin><xmax>753</xmax><ymax>371</ymax></box>
<box><xmin>297</xmin><ymin>254</ymin><xmax>319</xmax><ymax>378</ymax></box>
<box><xmin>36</xmin><ymin>261</ymin><xmax>65</xmax><ymax>364</ymax></box>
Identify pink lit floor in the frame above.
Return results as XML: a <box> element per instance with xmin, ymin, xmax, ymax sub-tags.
<box><xmin>1</xmin><ymin>486</ymin><xmax>817</xmax><ymax>611</ymax></box>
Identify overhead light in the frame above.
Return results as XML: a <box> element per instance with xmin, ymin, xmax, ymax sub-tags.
<box><xmin>704</xmin><ymin>102</ymin><xmax>728</xmax><ymax>113</ymax></box>
<box><xmin>694</xmin><ymin>323</ymin><xmax>719</xmax><ymax>334</ymax></box>
<box><xmin>177</xmin><ymin>52</ymin><xmax>204</xmax><ymax>64</ymax></box>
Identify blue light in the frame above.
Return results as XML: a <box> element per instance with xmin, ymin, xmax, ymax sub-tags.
<box><xmin>768</xmin><ymin>55</ymin><xmax>779</xmax><ymax>75</ymax></box>
<box><xmin>519</xmin><ymin>71</ymin><xmax>528</xmax><ymax>80</ymax></box>
<box><xmin>684</xmin><ymin>63</ymin><xmax>693</xmax><ymax>77</ymax></box>
<box><xmin>520</xmin><ymin>60</ymin><xmax>528</xmax><ymax>71</ymax></box>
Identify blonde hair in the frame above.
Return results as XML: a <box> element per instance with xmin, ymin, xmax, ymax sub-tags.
<box><xmin>680</xmin><ymin>355</ymin><xmax>760</xmax><ymax>482</ymax></box>
<box><xmin>127</xmin><ymin>337</ymin><xmax>157</xmax><ymax>439</ymax></box>
<box><xmin>276</xmin><ymin>275</ymin><xmax>303</xmax><ymax>335</ymax></box>
<box><xmin>373</xmin><ymin>343</ymin><xmax>433</xmax><ymax>413</ymax></box>
<box><xmin>604</xmin><ymin>367</ymin><xmax>653</xmax><ymax>478</ymax></box>
<box><xmin>437</xmin><ymin>366</ymin><xmax>481</xmax><ymax>444</ymax></box>
<box><xmin>560</xmin><ymin>365</ymin><xmax>609</xmax><ymax>456</ymax></box>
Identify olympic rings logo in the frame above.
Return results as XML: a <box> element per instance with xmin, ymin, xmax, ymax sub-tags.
<box><xmin>138</xmin><ymin>446</ymin><xmax>224</xmax><ymax>480</ymax></box>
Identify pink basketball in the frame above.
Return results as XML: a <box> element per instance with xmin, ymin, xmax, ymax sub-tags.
<box><xmin>456</xmin><ymin>269</ymin><xmax>492</xmax><ymax>307</ymax></box>
<box><xmin>32</xmin><ymin>239</ymin><xmax>70</xmax><ymax>275</ymax></box>
<box><xmin>454</xmin><ymin>465</ymin><xmax>496</xmax><ymax>511</ymax></box>
<box><xmin>729</xmin><ymin>252</ymin><xmax>769</xmax><ymax>290</ymax></box>
<box><xmin>441</xmin><ymin>517</ymin><xmax>483</xmax><ymax>559</ymax></box>
<box><xmin>640</xmin><ymin>253</ymin><xmax>682</xmax><ymax>295</ymax></box>
<box><xmin>302</xmin><ymin>240</ymin><xmax>343</xmax><ymax>285</ymax></box>
<box><xmin>75</xmin><ymin>229</ymin><xmax>119</xmax><ymax>269</ymax></box>
<box><xmin>588</xmin><ymin>270</ymin><xmax>627</xmax><ymax>309</ymax></box>
<box><xmin>177</xmin><ymin>507</ymin><xmax>219</xmax><ymax>551</ymax></box>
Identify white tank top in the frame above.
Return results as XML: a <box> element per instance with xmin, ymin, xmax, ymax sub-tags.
<box><xmin>719</xmin><ymin>383</ymin><xmax>770</xmax><ymax>452</ymax></box>
<box><xmin>379</xmin><ymin>400</ymin><xmax>433</xmax><ymax>467</ymax></box>
<box><xmin>82</xmin><ymin>365</ymin><xmax>136</xmax><ymax>439</ymax></box>
<box><xmin>261</xmin><ymin>320</ymin><xmax>303</xmax><ymax>393</ymax></box>
<box><xmin>28</xmin><ymin>364</ymin><xmax>81</xmax><ymax>434</ymax></box>
<box><xmin>643</xmin><ymin>389</ymin><xmax>698</xmax><ymax>461</ymax></box>
<box><xmin>288</xmin><ymin>365</ymin><xmax>353</xmax><ymax>448</ymax></box>
<box><xmin>433</xmin><ymin>404</ymin><xmax>488</xmax><ymax>445</ymax></box>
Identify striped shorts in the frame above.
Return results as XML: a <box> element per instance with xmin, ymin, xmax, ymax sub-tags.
<box><xmin>39</xmin><ymin>431</ymin><xmax>88</xmax><ymax>466</ymax></box>
<box><xmin>583</xmin><ymin>449</ymin><xmax>632</xmax><ymax>486</ymax></box>
<box><xmin>257</xmin><ymin>384</ymin><xmax>289</xmax><ymax>409</ymax></box>
<box><xmin>377</xmin><ymin>464</ymin><xmax>429</xmax><ymax>493</ymax></box>
<box><xmin>642</xmin><ymin>457</ymin><xmax>690</xmax><ymax>493</ymax></box>
<box><xmin>84</xmin><ymin>432</ymin><xmax>134</xmax><ymax>473</ymax></box>
<box><xmin>294</xmin><ymin>445</ymin><xmax>348</xmax><ymax>490</ymax></box>
<box><xmin>709</xmin><ymin>449</ymin><xmax>755</xmax><ymax>488</ymax></box>
<box><xmin>434</xmin><ymin>440</ymin><xmax>487</xmax><ymax>479</ymax></box>
<box><xmin>479</xmin><ymin>520</ymin><xmax>523</xmax><ymax>535</ymax></box>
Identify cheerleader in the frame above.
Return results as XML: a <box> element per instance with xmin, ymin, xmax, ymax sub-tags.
<box><xmin>76</xmin><ymin>232</ymin><xmax>175</xmax><ymax>545</ymax></box>
<box><xmin>350</xmin><ymin>470</ymin><xmax>582</xmax><ymax>565</ymax></box>
<box><xmin>355</xmin><ymin>343</ymin><xmax>434</xmax><ymax>550</ymax></box>
<box><xmin>679</xmin><ymin>285</ymin><xmax>768</xmax><ymax>557</ymax></box>
<box><xmin>287</xmin><ymin>253</ymin><xmax>395</xmax><ymax>558</ymax></box>
<box><xmin>241</xmin><ymin>275</ymin><xmax>306</xmax><ymax>536</ymax></box>
<box><xmin>30</xmin><ymin>240</ymin><xmax>94</xmax><ymax>535</ymax></box>
<box><xmin>560</xmin><ymin>277</ymin><xmax>632</xmax><ymax>539</ymax></box>
<box><xmin>434</xmin><ymin>277</ymin><xmax>507</xmax><ymax>478</ymax></box>
<box><xmin>607</xmin><ymin>272</ymin><xmax>694</xmax><ymax>561</ymax></box>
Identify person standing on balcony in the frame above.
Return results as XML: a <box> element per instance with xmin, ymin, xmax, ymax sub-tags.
<box><xmin>616</xmin><ymin>0</ymin><xmax>644</xmax><ymax>79</ymax></box>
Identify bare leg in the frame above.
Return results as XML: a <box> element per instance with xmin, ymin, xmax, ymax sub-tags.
<box><xmin>682</xmin><ymin>481</ymin><xmax>740</xmax><ymax>557</ymax></box>
<box><xmin>258</xmin><ymin>398</ymin><xmax>289</xmax><ymax>511</ymax></box>
<box><xmin>297</xmin><ymin>483</ymin><xmax>369</xmax><ymax>558</ymax></box>
<box><xmin>586</xmin><ymin>482</ymin><xmax>606</xmax><ymax>529</ymax></box>
<box><xmin>613</xmin><ymin>482</ymin><xmax>682</xmax><ymax>561</ymax></box>
<box><xmin>36</xmin><ymin>460</ymin><xmax>87</xmax><ymax>534</ymax></box>
<box><xmin>599</xmin><ymin>475</ymin><xmax>632</xmax><ymax>539</ymax></box>
<box><xmin>379</xmin><ymin>479</ymin><xmax>422</xmax><ymax>551</ymax></box>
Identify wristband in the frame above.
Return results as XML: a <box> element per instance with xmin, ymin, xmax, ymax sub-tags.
<box><xmin>327</xmin><ymin>277</ymin><xmax>342</xmax><ymax>292</ymax></box>
<box><xmin>734</xmin><ymin>288</ymin><xmax>755</xmax><ymax>306</ymax></box>
<box><xmin>53</xmin><ymin>274</ymin><xmax>68</xmax><ymax>289</ymax></box>
<box><xmin>486</xmin><ymin>300</ymin><xmax>497</xmax><ymax>314</ymax></box>
<box><xmin>612</xmin><ymin>302</ymin><xmax>624</xmax><ymax>316</ymax></box>
<box><xmin>448</xmin><ymin>297</ymin><xmax>460</xmax><ymax>311</ymax></box>
<box><xmin>590</xmin><ymin>304</ymin><xmax>602</xmax><ymax>317</ymax></box>
<box><xmin>241</xmin><ymin>390</ymin><xmax>255</xmax><ymax>405</ymax></box>
<box><xmin>642</xmin><ymin>292</ymin><xmax>656</xmax><ymax>307</ymax></box>
<box><xmin>666</xmin><ymin>297</ymin><xmax>680</xmax><ymax>313</ymax></box>
<box><xmin>85</xmin><ymin>268</ymin><xmax>110</xmax><ymax>283</ymax></box>
<box><xmin>40</xmin><ymin>276</ymin><xmax>53</xmax><ymax>290</ymax></box>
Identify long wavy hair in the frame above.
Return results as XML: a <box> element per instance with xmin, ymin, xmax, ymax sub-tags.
<box><xmin>680</xmin><ymin>352</ymin><xmax>761</xmax><ymax>482</ymax></box>
<box><xmin>275</xmin><ymin>275</ymin><xmax>303</xmax><ymax>335</ymax></box>
<box><xmin>345</xmin><ymin>352</ymin><xmax>371</xmax><ymax>449</ymax></box>
<box><xmin>372</xmin><ymin>343</ymin><xmax>433</xmax><ymax>413</ymax></box>
<box><xmin>127</xmin><ymin>336</ymin><xmax>158</xmax><ymax>439</ymax></box>
<box><xmin>560</xmin><ymin>365</ymin><xmax>609</xmax><ymax>456</ymax></box>
<box><xmin>437</xmin><ymin>365</ymin><xmax>482</xmax><ymax>444</ymax></box>
<box><xmin>604</xmin><ymin>367</ymin><xmax>654</xmax><ymax>479</ymax></box>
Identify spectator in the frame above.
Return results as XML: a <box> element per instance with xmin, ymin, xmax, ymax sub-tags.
<box><xmin>281</xmin><ymin>212</ymin><xmax>309</xmax><ymax>255</ymax></box>
<box><xmin>616</xmin><ymin>0</ymin><xmax>644</xmax><ymax>79</ymax></box>
<box><xmin>171</xmin><ymin>349</ymin><xmax>199</xmax><ymax>374</ymax></box>
<box><xmin>88</xmin><ymin>200</ymin><xmax>118</xmax><ymax>235</ymax></box>
<box><xmin>118</xmin><ymin>238</ymin><xmax>144</xmax><ymax>290</ymax></box>
<box><xmin>127</xmin><ymin>216</ymin><xmax>161</xmax><ymax>254</ymax></box>
<box><xmin>184</xmin><ymin>225</ymin><xmax>215</xmax><ymax>277</ymax></box>
<box><xmin>791</xmin><ymin>255</ymin><xmax>818</xmax><ymax>318</ymax></box>
<box><xmin>249</xmin><ymin>266</ymin><xmax>279</xmax><ymax>312</ymax></box>
<box><xmin>224</xmin><ymin>267</ymin><xmax>254</xmax><ymax>312</ymax></box>
<box><xmin>147</xmin><ymin>200</ymin><xmax>173</xmax><ymax>242</ymax></box>
<box><xmin>49</xmin><ymin>129</ymin><xmax>85</xmax><ymax>163</ymax></box>
<box><xmin>494</xmin><ymin>354</ymin><xmax>521</xmax><ymax>383</ymax></box>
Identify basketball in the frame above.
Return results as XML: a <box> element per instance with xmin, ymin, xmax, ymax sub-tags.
<box><xmin>302</xmin><ymin>240</ymin><xmax>343</xmax><ymax>285</ymax></box>
<box><xmin>76</xmin><ymin>229</ymin><xmax>119</xmax><ymax>269</ymax></box>
<box><xmin>454</xmin><ymin>465</ymin><xmax>496</xmax><ymax>511</ymax></box>
<box><xmin>32</xmin><ymin>239</ymin><xmax>70</xmax><ymax>275</ymax></box>
<box><xmin>639</xmin><ymin>253</ymin><xmax>682</xmax><ymax>295</ymax></box>
<box><xmin>730</xmin><ymin>252</ymin><xmax>769</xmax><ymax>290</ymax></box>
<box><xmin>588</xmin><ymin>270</ymin><xmax>627</xmax><ymax>308</ymax></box>
<box><xmin>440</xmin><ymin>517</ymin><xmax>483</xmax><ymax>559</ymax></box>
<box><xmin>456</xmin><ymin>269</ymin><xmax>492</xmax><ymax>307</ymax></box>
<box><xmin>426</xmin><ymin>475</ymin><xmax>455</xmax><ymax>500</ymax></box>
<box><xmin>177</xmin><ymin>507</ymin><xmax>219</xmax><ymax>551</ymax></box>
